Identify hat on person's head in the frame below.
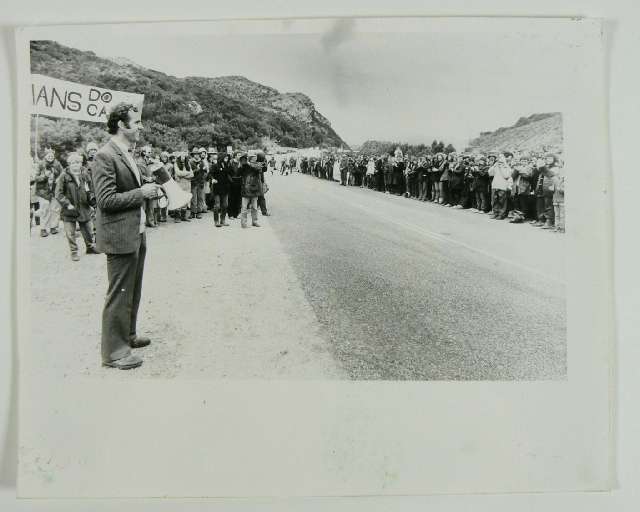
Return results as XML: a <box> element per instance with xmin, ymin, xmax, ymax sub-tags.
<box><xmin>198</xmin><ymin>147</ymin><xmax>207</xmax><ymax>154</ymax></box>
<box><xmin>86</xmin><ymin>142</ymin><xmax>99</xmax><ymax>152</ymax></box>
<box><xmin>192</xmin><ymin>146</ymin><xmax>200</xmax><ymax>154</ymax></box>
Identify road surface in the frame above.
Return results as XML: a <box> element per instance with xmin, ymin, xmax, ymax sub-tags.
<box><xmin>29</xmin><ymin>171</ymin><xmax>565</xmax><ymax>380</ymax></box>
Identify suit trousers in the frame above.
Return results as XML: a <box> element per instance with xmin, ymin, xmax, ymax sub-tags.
<box><xmin>101</xmin><ymin>233</ymin><xmax>146</xmax><ymax>363</ymax></box>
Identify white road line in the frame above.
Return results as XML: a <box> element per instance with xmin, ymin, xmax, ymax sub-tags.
<box><xmin>317</xmin><ymin>184</ymin><xmax>564</xmax><ymax>285</ymax></box>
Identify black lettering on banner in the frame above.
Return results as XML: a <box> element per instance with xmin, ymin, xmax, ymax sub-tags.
<box><xmin>50</xmin><ymin>87</ymin><xmax>68</xmax><ymax>110</ymax></box>
<box><xmin>35</xmin><ymin>85</ymin><xmax>49</xmax><ymax>107</ymax></box>
<box><xmin>101</xmin><ymin>92</ymin><xmax>112</xmax><ymax>103</ymax></box>
<box><xmin>67</xmin><ymin>91</ymin><xmax>82</xmax><ymax>112</ymax></box>
<box><xmin>87</xmin><ymin>103</ymin><xmax>98</xmax><ymax>116</ymax></box>
<box><xmin>88</xmin><ymin>88</ymin><xmax>101</xmax><ymax>102</ymax></box>
<box><xmin>98</xmin><ymin>105</ymin><xmax>108</xmax><ymax>118</ymax></box>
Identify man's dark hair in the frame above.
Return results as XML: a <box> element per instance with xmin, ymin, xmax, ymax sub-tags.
<box><xmin>107</xmin><ymin>103</ymin><xmax>139</xmax><ymax>135</ymax></box>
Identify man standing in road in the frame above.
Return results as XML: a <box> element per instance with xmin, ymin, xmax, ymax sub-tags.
<box><xmin>92</xmin><ymin>103</ymin><xmax>161</xmax><ymax>370</ymax></box>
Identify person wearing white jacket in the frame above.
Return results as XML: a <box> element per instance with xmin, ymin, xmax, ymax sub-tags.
<box><xmin>488</xmin><ymin>152</ymin><xmax>513</xmax><ymax>219</ymax></box>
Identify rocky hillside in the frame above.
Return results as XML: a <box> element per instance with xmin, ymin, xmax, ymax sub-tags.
<box><xmin>466</xmin><ymin>113</ymin><xmax>563</xmax><ymax>155</ymax></box>
<box><xmin>30</xmin><ymin>40</ymin><xmax>347</xmax><ymax>153</ymax></box>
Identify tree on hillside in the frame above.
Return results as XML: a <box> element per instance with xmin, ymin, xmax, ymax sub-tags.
<box><xmin>444</xmin><ymin>143</ymin><xmax>456</xmax><ymax>154</ymax></box>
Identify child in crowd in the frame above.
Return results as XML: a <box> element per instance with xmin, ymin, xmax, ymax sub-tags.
<box><xmin>54</xmin><ymin>152</ymin><xmax>99</xmax><ymax>261</ymax></box>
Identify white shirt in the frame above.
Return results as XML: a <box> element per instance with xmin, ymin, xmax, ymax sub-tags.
<box><xmin>112</xmin><ymin>138</ymin><xmax>146</xmax><ymax>234</ymax></box>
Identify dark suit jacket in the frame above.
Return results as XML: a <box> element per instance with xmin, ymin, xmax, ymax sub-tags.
<box><xmin>92</xmin><ymin>140</ymin><xmax>145</xmax><ymax>254</ymax></box>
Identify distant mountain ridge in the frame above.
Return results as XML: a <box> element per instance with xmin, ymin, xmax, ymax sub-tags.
<box><xmin>466</xmin><ymin>113</ymin><xmax>563</xmax><ymax>155</ymax></box>
<box><xmin>30</xmin><ymin>40</ymin><xmax>348</xmax><ymax>152</ymax></box>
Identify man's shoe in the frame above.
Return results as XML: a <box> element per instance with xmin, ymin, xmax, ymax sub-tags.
<box><xmin>86</xmin><ymin>246</ymin><xmax>100</xmax><ymax>254</ymax></box>
<box><xmin>129</xmin><ymin>335</ymin><xmax>151</xmax><ymax>348</ymax></box>
<box><xmin>103</xmin><ymin>354</ymin><xmax>143</xmax><ymax>370</ymax></box>
<box><xmin>40</xmin><ymin>229</ymin><xmax>49</xmax><ymax>237</ymax></box>
<box><xmin>196</xmin><ymin>214</ymin><xmax>202</xmax><ymax>219</ymax></box>
<box><xmin>71</xmin><ymin>252</ymin><xmax>80</xmax><ymax>262</ymax></box>
<box><xmin>262</xmin><ymin>212</ymin><xmax>270</xmax><ymax>216</ymax></box>
<box><xmin>50</xmin><ymin>227</ymin><xmax>59</xmax><ymax>235</ymax></box>
<box><xmin>252</xmin><ymin>221</ymin><xmax>261</xmax><ymax>227</ymax></box>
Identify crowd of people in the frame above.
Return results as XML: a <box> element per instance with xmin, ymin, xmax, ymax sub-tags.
<box><xmin>294</xmin><ymin>147</ymin><xmax>565</xmax><ymax>232</ymax></box>
<box><xmin>30</xmin><ymin>144</ymin><xmax>271</xmax><ymax>261</ymax></box>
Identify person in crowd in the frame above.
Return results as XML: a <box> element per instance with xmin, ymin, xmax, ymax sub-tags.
<box><xmin>239</xmin><ymin>153</ymin><xmax>262</xmax><ymax>228</ymax></box>
<box><xmin>84</xmin><ymin>141</ymin><xmax>99</xmax><ymax>186</ymax></box>
<box><xmin>509</xmin><ymin>154</ymin><xmax>534</xmax><ymax>223</ymax></box>
<box><xmin>382</xmin><ymin>154</ymin><xmax>393</xmax><ymax>194</ymax></box>
<box><xmin>30</xmin><ymin>158</ymin><xmax>38</xmax><ymax>231</ymax></box>
<box><xmin>470</xmin><ymin>155</ymin><xmax>488</xmax><ymax>213</ymax></box>
<box><xmin>34</xmin><ymin>148</ymin><xmax>64</xmax><ymax>237</ymax></box>
<box><xmin>268</xmin><ymin>155</ymin><xmax>276</xmax><ymax>175</ymax></box>
<box><xmin>228</xmin><ymin>153</ymin><xmax>243</xmax><ymax>218</ymax></box>
<box><xmin>441</xmin><ymin>152</ymin><xmax>456</xmax><ymax>206</ymax></box>
<box><xmin>448</xmin><ymin>153</ymin><xmax>464</xmax><ymax>207</ymax></box>
<box><xmin>460</xmin><ymin>155</ymin><xmax>475</xmax><ymax>209</ymax></box>
<box><xmin>486</xmin><ymin>153</ymin><xmax>497</xmax><ymax>211</ymax></box>
<box><xmin>173</xmin><ymin>152</ymin><xmax>193</xmax><ymax>222</ymax></box>
<box><xmin>256</xmin><ymin>152</ymin><xmax>271</xmax><ymax>217</ymax></box>
<box><xmin>154</xmin><ymin>151</ymin><xmax>171</xmax><ymax>223</ymax></box>
<box><xmin>136</xmin><ymin>146</ymin><xmax>158</xmax><ymax>228</ymax></box>
<box><xmin>205</xmin><ymin>148</ymin><xmax>218</xmax><ymax>210</ymax></box>
<box><xmin>365</xmin><ymin>156</ymin><xmax>376</xmax><ymax>189</ymax></box>
<box><xmin>552</xmin><ymin>158</ymin><xmax>565</xmax><ymax>233</ymax></box>
<box><xmin>189</xmin><ymin>147</ymin><xmax>209</xmax><ymax>219</ymax></box>
<box><xmin>324</xmin><ymin>156</ymin><xmax>334</xmax><ymax>181</ymax></box>
<box><xmin>488</xmin><ymin>152</ymin><xmax>513</xmax><ymax>220</ymax></box>
<box><xmin>406</xmin><ymin>157</ymin><xmax>417</xmax><ymax>198</ymax></box>
<box><xmin>211</xmin><ymin>153</ymin><xmax>232</xmax><ymax>227</ymax></box>
<box><xmin>54</xmin><ymin>152</ymin><xmax>99</xmax><ymax>261</ymax></box>
<box><xmin>532</xmin><ymin>154</ymin><xmax>559</xmax><ymax>229</ymax></box>
<box><xmin>430</xmin><ymin>152</ymin><xmax>445</xmax><ymax>204</ymax></box>
<box><xmin>339</xmin><ymin>156</ymin><xmax>349</xmax><ymax>186</ymax></box>
<box><xmin>392</xmin><ymin>149</ymin><xmax>405</xmax><ymax>195</ymax></box>
<box><xmin>332</xmin><ymin>156</ymin><xmax>341</xmax><ymax>183</ymax></box>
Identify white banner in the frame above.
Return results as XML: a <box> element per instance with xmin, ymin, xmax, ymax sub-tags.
<box><xmin>31</xmin><ymin>73</ymin><xmax>145</xmax><ymax>123</ymax></box>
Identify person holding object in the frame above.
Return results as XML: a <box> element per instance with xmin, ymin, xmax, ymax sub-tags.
<box><xmin>239</xmin><ymin>153</ymin><xmax>262</xmax><ymax>228</ymax></box>
<box><xmin>92</xmin><ymin>102</ymin><xmax>161</xmax><ymax>370</ymax></box>
<box><xmin>54</xmin><ymin>152</ymin><xmax>99</xmax><ymax>261</ymax></box>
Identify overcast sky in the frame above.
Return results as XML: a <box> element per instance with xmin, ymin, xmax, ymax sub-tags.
<box><xmin>50</xmin><ymin>20</ymin><xmax>574</xmax><ymax>149</ymax></box>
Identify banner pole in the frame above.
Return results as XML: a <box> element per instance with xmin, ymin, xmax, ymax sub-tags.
<box><xmin>34</xmin><ymin>113</ymin><xmax>39</xmax><ymax>160</ymax></box>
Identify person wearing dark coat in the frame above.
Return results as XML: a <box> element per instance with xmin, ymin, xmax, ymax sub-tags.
<box><xmin>211</xmin><ymin>154</ymin><xmax>233</xmax><ymax>227</ymax></box>
<box><xmin>227</xmin><ymin>157</ymin><xmax>243</xmax><ymax>219</ymax></box>
<box><xmin>55</xmin><ymin>152</ymin><xmax>99</xmax><ymax>261</ymax></box>
<box><xmin>239</xmin><ymin>154</ymin><xmax>262</xmax><ymax>228</ymax></box>
<box><xmin>255</xmin><ymin>152</ymin><xmax>270</xmax><ymax>216</ymax></box>
<box><xmin>34</xmin><ymin>149</ymin><xmax>64</xmax><ymax>236</ymax></box>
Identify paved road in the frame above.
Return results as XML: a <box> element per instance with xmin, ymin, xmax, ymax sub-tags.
<box><xmin>265</xmin><ymin>172</ymin><xmax>566</xmax><ymax>380</ymax></box>
<box><xmin>30</xmin><ymin>171</ymin><xmax>565</xmax><ymax>381</ymax></box>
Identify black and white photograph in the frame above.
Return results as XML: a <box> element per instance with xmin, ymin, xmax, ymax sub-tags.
<box><xmin>26</xmin><ymin>19</ymin><xmax>567</xmax><ymax>381</ymax></box>
<box><xmin>14</xmin><ymin>16</ymin><xmax>612</xmax><ymax>498</ymax></box>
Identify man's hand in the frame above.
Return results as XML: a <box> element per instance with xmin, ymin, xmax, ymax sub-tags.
<box><xmin>141</xmin><ymin>183</ymin><xmax>160</xmax><ymax>199</ymax></box>
<box><xmin>67</xmin><ymin>204</ymin><xmax>75</xmax><ymax>210</ymax></box>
